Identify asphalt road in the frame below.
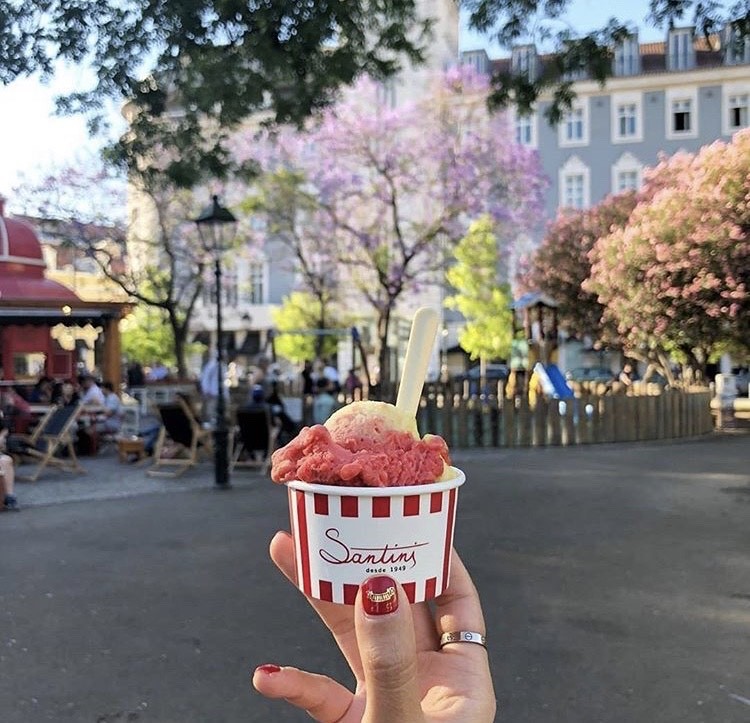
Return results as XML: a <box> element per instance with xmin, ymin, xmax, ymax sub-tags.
<box><xmin>1</xmin><ymin>434</ymin><xmax>750</xmax><ymax>722</ymax></box>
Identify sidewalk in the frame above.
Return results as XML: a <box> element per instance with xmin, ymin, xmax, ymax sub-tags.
<box><xmin>12</xmin><ymin>450</ymin><xmax>264</xmax><ymax>509</ymax></box>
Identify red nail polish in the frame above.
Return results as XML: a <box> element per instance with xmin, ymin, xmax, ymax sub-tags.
<box><xmin>361</xmin><ymin>575</ymin><xmax>399</xmax><ymax>615</ymax></box>
<box><xmin>256</xmin><ymin>664</ymin><xmax>281</xmax><ymax>674</ymax></box>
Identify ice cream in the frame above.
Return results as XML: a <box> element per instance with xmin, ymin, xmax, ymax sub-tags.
<box><xmin>270</xmin><ymin>400</ymin><xmax>451</xmax><ymax>487</ymax></box>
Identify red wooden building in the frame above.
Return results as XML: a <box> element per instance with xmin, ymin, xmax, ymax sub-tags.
<box><xmin>0</xmin><ymin>198</ymin><xmax>127</xmax><ymax>384</ymax></box>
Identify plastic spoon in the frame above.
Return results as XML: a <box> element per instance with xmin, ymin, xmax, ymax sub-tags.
<box><xmin>395</xmin><ymin>307</ymin><xmax>439</xmax><ymax>419</ymax></box>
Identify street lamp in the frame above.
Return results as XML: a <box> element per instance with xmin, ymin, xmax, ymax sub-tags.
<box><xmin>194</xmin><ymin>195</ymin><xmax>237</xmax><ymax>489</ymax></box>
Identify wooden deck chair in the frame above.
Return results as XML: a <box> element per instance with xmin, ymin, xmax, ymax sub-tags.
<box><xmin>230</xmin><ymin>407</ymin><xmax>280</xmax><ymax>475</ymax></box>
<box><xmin>147</xmin><ymin>397</ymin><xmax>212</xmax><ymax>477</ymax></box>
<box><xmin>16</xmin><ymin>403</ymin><xmax>86</xmax><ymax>482</ymax></box>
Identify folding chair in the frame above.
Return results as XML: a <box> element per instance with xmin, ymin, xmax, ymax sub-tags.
<box><xmin>147</xmin><ymin>397</ymin><xmax>212</xmax><ymax>478</ymax></box>
<box><xmin>230</xmin><ymin>407</ymin><xmax>280</xmax><ymax>476</ymax></box>
<box><xmin>16</xmin><ymin>403</ymin><xmax>86</xmax><ymax>482</ymax></box>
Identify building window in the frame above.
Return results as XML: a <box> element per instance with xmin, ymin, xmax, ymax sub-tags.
<box><xmin>223</xmin><ymin>268</ymin><xmax>239</xmax><ymax>307</ymax></box>
<box><xmin>563</xmin><ymin>174</ymin><xmax>585</xmax><ymax>208</ymax></box>
<box><xmin>511</xmin><ymin>45</ymin><xmax>537</xmax><ymax>81</ymax></box>
<box><xmin>246</xmin><ymin>261</ymin><xmax>265</xmax><ymax>305</ymax></box>
<box><xmin>672</xmin><ymin>98</ymin><xmax>692</xmax><ymax>133</ymax></box>
<box><xmin>724</xmin><ymin>25</ymin><xmax>750</xmax><ymax>65</ymax></box>
<box><xmin>616</xmin><ymin>170</ymin><xmax>639</xmax><ymax>192</ymax></box>
<box><xmin>559</xmin><ymin>156</ymin><xmax>590</xmax><ymax>209</ymax></box>
<box><xmin>515</xmin><ymin>114</ymin><xmax>533</xmax><ymax>145</ymax></box>
<box><xmin>611</xmin><ymin>92</ymin><xmax>643</xmax><ymax>143</ymax></box>
<box><xmin>668</xmin><ymin>29</ymin><xmax>695</xmax><ymax>71</ymax></box>
<box><xmin>559</xmin><ymin>101</ymin><xmax>589</xmax><ymax>147</ymax></box>
<box><xmin>376</xmin><ymin>79</ymin><xmax>396</xmax><ymax>108</ymax></box>
<box><xmin>614</xmin><ymin>34</ymin><xmax>640</xmax><ymax>76</ymax></box>
<box><xmin>461</xmin><ymin>50</ymin><xmax>489</xmax><ymax>75</ymax></box>
<box><xmin>611</xmin><ymin>152</ymin><xmax>643</xmax><ymax>194</ymax></box>
<box><xmin>729</xmin><ymin>93</ymin><xmax>749</xmax><ymax>129</ymax></box>
<box><xmin>618</xmin><ymin>103</ymin><xmax>637</xmax><ymax>137</ymax></box>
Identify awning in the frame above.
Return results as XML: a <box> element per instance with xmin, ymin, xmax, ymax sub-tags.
<box><xmin>0</xmin><ymin>307</ymin><xmax>120</xmax><ymax>326</ymax></box>
<box><xmin>0</xmin><ymin>276</ymin><xmax>80</xmax><ymax>303</ymax></box>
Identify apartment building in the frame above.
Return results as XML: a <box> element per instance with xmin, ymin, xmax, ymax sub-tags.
<box><xmin>463</xmin><ymin>25</ymin><xmax>750</xmax><ymax>222</ymax></box>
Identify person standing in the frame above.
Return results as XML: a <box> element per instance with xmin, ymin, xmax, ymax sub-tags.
<box><xmin>301</xmin><ymin>360</ymin><xmax>314</xmax><ymax>395</ymax></box>
<box><xmin>0</xmin><ymin>420</ymin><xmax>19</xmax><ymax>511</ymax></box>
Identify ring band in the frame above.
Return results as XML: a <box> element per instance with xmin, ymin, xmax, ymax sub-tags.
<box><xmin>439</xmin><ymin>631</ymin><xmax>487</xmax><ymax>648</ymax></box>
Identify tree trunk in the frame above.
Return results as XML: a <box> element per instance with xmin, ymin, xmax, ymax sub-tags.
<box><xmin>315</xmin><ymin>297</ymin><xmax>327</xmax><ymax>358</ymax></box>
<box><xmin>376</xmin><ymin>306</ymin><xmax>392</xmax><ymax>400</ymax></box>
<box><xmin>169</xmin><ymin>310</ymin><xmax>189</xmax><ymax>380</ymax></box>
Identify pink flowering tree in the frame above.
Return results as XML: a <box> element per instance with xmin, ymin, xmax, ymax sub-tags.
<box><xmin>587</xmin><ymin>133</ymin><xmax>750</xmax><ymax>376</ymax></box>
<box><xmin>237</xmin><ymin>68</ymin><xmax>547</xmax><ymax>384</ymax></box>
<box><xmin>519</xmin><ymin>191</ymin><xmax>639</xmax><ymax>342</ymax></box>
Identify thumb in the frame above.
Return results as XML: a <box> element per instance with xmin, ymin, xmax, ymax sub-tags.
<box><xmin>355</xmin><ymin>576</ymin><xmax>424</xmax><ymax>723</ymax></box>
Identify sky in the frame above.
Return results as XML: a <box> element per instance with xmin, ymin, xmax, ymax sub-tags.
<box><xmin>0</xmin><ymin>0</ymin><xmax>665</xmax><ymax>207</ymax></box>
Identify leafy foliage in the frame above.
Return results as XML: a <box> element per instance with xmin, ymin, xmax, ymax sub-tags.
<box><xmin>586</xmin><ymin>131</ymin><xmax>750</xmax><ymax>370</ymax></box>
<box><xmin>519</xmin><ymin>191</ymin><xmax>638</xmax><ymax>341</ymax></box>
<box><xmin>445</xmin><ymin>216</ymin><xmax>513</xmax><ymax>361</ymax></box>
<box><xmin>0</xmin><ymin>0</ymin><xmax>430</xmax><ymax>185</ymax></box>
<box><xmin>272</xmin><ymin>292</ymin><xmax>343</xmax><ymax>364</ymax></box>
<box><xmin>242</xmin><ymin>68</ymin><xmax>546</xmax><ymax>382</ymax></box>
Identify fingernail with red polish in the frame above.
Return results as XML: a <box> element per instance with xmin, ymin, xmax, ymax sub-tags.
<box><xmin>361</xmin><ymin>575</ymin><xmax>399</xmax><ymax>616</ymax></box>
<box><xmin>256</xmin><ymin>664</ymin><xmax>281</xmax><ymax>675</ymax></box>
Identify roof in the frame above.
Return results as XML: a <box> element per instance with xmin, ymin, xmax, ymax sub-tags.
<box><xmin>488</xmin><ymin>32</ymin><xmax>727</xmax><ymax>80</ymax></box>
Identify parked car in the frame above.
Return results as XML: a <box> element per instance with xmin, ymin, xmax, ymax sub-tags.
<box><xmin>453</xmin><ymin>363</ymin><xmax>509</xmax><ymax>395</ymax></box>
<box><xmin>565</xmin><ymin>367</ymin><xmax>615</xmax><ymax>384</ymax></box>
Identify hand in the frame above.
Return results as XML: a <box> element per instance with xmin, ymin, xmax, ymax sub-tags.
<box><xmin>253</xmin><ymin>532</ymin><xmax>496</xmax><ymax>722</ymax></box>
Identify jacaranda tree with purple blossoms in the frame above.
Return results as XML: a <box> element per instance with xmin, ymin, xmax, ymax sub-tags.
<box><xmin>240</xmin><ymin>67</ymin><xmax>546</xmax><ymax>385</ymax></box>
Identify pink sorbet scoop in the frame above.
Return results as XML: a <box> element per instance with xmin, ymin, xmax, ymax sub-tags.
<box><xmin>270</xmin><ymin>401</ymin><xmax>450</xmax><ymax>487</ymax></box>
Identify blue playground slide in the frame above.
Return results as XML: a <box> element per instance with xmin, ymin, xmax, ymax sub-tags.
<box><xmin>540</xmin><ymin>362</ymin><xmax>575</xmax><ymax>399</ymax></box>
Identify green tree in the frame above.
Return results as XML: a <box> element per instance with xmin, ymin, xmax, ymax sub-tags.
<box><xmin>272</xmin><ymin>292</ymin><xmax>341</xmax><ymax>364</ymax></box>
<box><xmin>121</xmin><ymin>306</ymin><xmax>178</xmax><ymax>368</ymax></box>
<box><xmin>445</xmin><ymin>216</ymin><xmax>513</xmax><ymax>363</ymax></box>
<box><xmin>242</xmin><ymin>169</ymin><xmax>339</xmax><ymax>357</ymax></box>
<box><xmin>1</xmin><ymin>0</ymin><xmax>430</xmax><ymax>184</ymax></box>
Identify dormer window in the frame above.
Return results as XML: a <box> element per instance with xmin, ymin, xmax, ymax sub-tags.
<box><xmin>461</xmin><ymin>49</ymin><xmax>489</xmax><ymax>75</ymax></box>
<box><xmin>724</xmin><ymin>24</ymin><xmax>750</xmax><ymax>65</ymax></box>
<box><xmin>668</xmin><ymin>28</ymin><xmax>695</xmax><ymax>71</ymax></box>
<box><xmin>511</xmin><ymin>44</ymin><xmax>537</xmax><ymax>81</ymax></box>
<box><xmin>613</xmin><ymin>34</ymin><xmax>640</xmax><ymax>76</ymax></box>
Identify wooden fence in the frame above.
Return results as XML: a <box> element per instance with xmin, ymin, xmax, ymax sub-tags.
<box><xmin>297</xmin><ymin>386</ymin><xmax>714</xmax><ymax>449</ymax></box>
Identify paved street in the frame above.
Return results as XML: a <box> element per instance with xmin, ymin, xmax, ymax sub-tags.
<box><xmin>1</xmin><ymin>435</ymin><xmax>750</xmax><ymax>722</ymax></box>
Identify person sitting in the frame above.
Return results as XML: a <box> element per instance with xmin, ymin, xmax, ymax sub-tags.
<box><xmin>0</xmin><ymin>419</ymin><xmax>19</xmax><ymax>511</ymax></box>
<box><xmin>98</xmin><ymin>382</ymin><xmax>124</xmax><ymax>435</ymax></box>
<box><xmin>312</xmin><ymin>378</ymin><xmax>337</xmax><ymax>424</ymax></box>
<box><xmin>29</xmin><ymin>377</ymin><xmax>53</xmax><ymax>404</ymax></box>
<box><xmin>265</xmin><ymin>382</ymin><xmax>299</xmax><ymax>445</ymax></box>
<box><xmin>51</xmin><ymin>379</ymin><xmax>80</xmax><ymax>407</ymax></box>
<box><xmin>1</xmin><ymin>387</ymin><xmax>33</xmax><ymax>434</ymax></box>
<box><xmin>79</xmin><ymin>374</ymin><xmax>105</xmax><ymax>407</ymax></box>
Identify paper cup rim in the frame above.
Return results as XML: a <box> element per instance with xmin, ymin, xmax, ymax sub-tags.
<box><xmin>285</xmin><ymin>466</ymin><xmax>465</xmax><ymax>497</ymax></box>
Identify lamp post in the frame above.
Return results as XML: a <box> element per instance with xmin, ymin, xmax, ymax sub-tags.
<box><xmin>194</xmin><ymin>195</ymin><xmax>237</xmax><ymax>489</ymax></box>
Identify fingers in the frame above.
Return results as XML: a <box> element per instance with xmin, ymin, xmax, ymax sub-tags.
<box><xmin>252</xmin><ymin>664</ymin><xmax>354</xmax><ymax>723</ymax></box>
<box><xmin>434</xmin><ymin>549</ymin><xmax>487</xmax><ymax>657</ymax></box>
<box><xmin>355</xmin><ymin>576</ymin><xmax>424</xmax><ymax>723</ymax></box>
<box><xmin>269</xmin><ymin>531</ymin><xmax>365</xmax><ymax>680</ymax></box>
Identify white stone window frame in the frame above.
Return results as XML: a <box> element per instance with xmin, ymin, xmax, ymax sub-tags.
<box><xmin>723</xmin><ymin>82</ymin><xmax>750</xmax><ymax>135</ymax></box>
<box><xmin>665</xmin><ymin>87</ymin><xmax>699</xmax><ymax>140</ymax></box>
<box><xmin>611</xmin><ymin>91</ymin><xmax>644</xmax><ymax>143</ymax></box>
<box><xmin>558</xmin><ymin>155</ymin><xmax>591</xmax><ymax>210</ymax></box>
<box><xmin>558</xmin><ymin>99</ymin><xmax>590</xmax><ymax>148</ymax></box>
<box><xmin>512</xmin><ymin>107</ymin><xmax>538</xmax><ymax>148</ymax></box>
<box><xmin>611</xmin><ymin>152</ymin><xmax>643</xmax><ymax>194</ymax></box>
<box><xmin>239</xmin><ymin>255</ymin><xmax>269</xmax><ymax>305</ymax></box>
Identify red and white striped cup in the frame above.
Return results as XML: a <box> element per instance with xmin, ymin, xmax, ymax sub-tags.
<box><xmin>285</xmin><ymin>467</ymin><xmax>465</xmax><ymax>605</ymax></box>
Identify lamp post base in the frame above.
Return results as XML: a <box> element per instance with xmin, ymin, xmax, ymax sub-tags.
<box><xmin>213</xmin><ymin>427</ymin><xmax>231</xmax><ymax>489</ymax></box>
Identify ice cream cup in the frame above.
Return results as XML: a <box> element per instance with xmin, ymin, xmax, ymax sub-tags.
<box><xmin>285</xmin><ymin>467</ymin><xmax>465</xmax><ymax>605</ymax></box>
